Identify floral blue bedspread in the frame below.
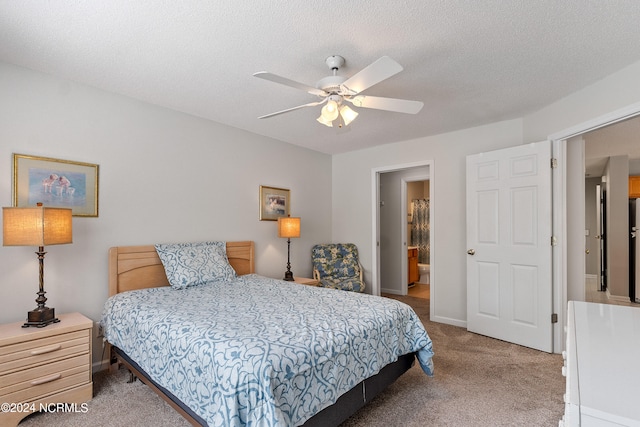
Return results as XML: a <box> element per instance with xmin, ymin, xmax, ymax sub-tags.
<box><xmin>101</xmin><ymin>274</ymin><xmax>434</xmax><ymax>426</ymax></box>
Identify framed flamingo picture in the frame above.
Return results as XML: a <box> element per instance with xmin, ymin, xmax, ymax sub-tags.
<box><xmin>13</xmin><ymin>153</ymin><xmax>99</xmax><ymax>217</ymax></box>
<box><xmin>259</xmin><ymin>185</ymin><xmax>290</xmax><ymax>221</ymax></box>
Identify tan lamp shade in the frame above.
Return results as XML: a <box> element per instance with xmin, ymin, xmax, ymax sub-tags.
<box><xmin>277</xmin><ymin>216</ymin><xmax>300</xmax><ymax>239</ymax></box>
<box><xmin>3</xmin><ymin>206</ymin><xmax>73</xmax><ymax>247</ymax></box>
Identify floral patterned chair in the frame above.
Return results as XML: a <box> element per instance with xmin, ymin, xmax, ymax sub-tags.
<box><xmin>311</xmin><ymin>243</ymin><xmax>365</xmax><ymax>292</ymax></box>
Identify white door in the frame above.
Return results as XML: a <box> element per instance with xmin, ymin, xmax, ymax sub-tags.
<box><xmin>466</xmin><ymin>141</ymin><xmax>553</xmax><ymax>352</ymax></box>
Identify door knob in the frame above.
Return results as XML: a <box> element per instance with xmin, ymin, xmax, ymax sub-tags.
<box><xmin>467</xmin><ymin>249</ymin><xmax>475</xmax><ymax>255</ymax></box>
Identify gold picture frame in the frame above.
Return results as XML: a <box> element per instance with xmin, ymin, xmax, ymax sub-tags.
<box><xmin>259</xmin><ymin>185</ymin><xmax>290</xmax><ymax>221</ymax></box>
<box><xmin>13</xmin><ymin>153</ymin><xmax>99</xmax><ymax>217</ymax></box>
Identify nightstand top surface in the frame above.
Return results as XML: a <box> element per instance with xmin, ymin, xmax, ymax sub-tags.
<box><xmin>0</xmin><ymin>312</ymin><xmax>92</xmax><ymax>345</ymax></box>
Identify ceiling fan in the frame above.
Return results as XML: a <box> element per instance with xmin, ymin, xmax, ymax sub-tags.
<box><xmin>253</xmin><ymin>55</ymin><xmax>424</xmax><ymax>128</ymax></box>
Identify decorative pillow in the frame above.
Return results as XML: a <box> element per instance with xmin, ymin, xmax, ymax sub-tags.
<box><xmin>155</xmin><ymin>241</ymin><xmax>236</xmax><ymax>289</ymax></box>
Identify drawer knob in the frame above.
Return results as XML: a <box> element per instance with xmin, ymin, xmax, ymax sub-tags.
<box><xmin>31</xmin><ymin>373</ymin><xmax>62</xmax><ymax>386</ymax></box>
<box><xmin>30</xmin><ymin>344</ymin><xmax>62</xmax><ymax>355</ymax></box>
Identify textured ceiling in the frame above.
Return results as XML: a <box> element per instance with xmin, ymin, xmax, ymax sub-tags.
<box><xmin>2</xmin><ymin>1</ymin><xmax>640</xmax><ymax>154</ymax></box>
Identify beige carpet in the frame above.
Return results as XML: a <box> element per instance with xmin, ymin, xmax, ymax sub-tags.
<box><xmin>342</xmin><ymin>295</ymin><xmax>565</xmax><ymax>426</ymax></box>
<box><xmin>20</xmin><ymin>295</ymin><xmax>564</xmax><ymax>426</ymax></box>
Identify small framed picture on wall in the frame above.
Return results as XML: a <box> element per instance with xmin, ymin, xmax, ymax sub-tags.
<box><xmin>259</xmin><ymin>185</ymin><xmax>290</xmax><ymax>221</ymax></box>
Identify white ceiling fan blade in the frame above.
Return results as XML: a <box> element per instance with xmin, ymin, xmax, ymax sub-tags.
<box><xmin>341</xmin><ymin>56</ymin><xmax>404</xmax><ymax>95</ymax></box>
<box><xmin>253</xmin><ymin>72</ymin><xmax>327</xmax><ymax>97</ymax></box>
<box><xmin>348</xmin><ymin>95</ymin><xmax>424</xmax><ymax>114</ymax></box>
<box><xmin>258</xmin><ymin>99</ymin><xmax>326</xmax><ymax>119</ymax></box>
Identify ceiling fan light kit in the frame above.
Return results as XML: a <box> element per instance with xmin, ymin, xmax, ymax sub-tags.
<box><xmin>316</xmin><ymin>103</ymin><xmax>358</xmax><ymax>128</ymax></box>
<box><xmin>254</xmin><ymin>55</ymin><xmax>423</xmax><ymax>128</ymax></box>
<box><xmin>316</xmin><ymin>114</ymin><xmax>334</xmax><ymax>127</ymax></box>
<box><xmin>339</xmin><ymin>105</ymin><xmax>358</xmax><ymax>126</ymax></box>
<box><xmin>320</xmin><ymin>101</ymin><xmax>339</xmax><ymax>121</ymax></box>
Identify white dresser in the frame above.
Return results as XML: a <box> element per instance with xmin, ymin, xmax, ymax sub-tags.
<box><xmin>561</xmin><ymin>301</ymin><xmax>640</xmax><ymax>426</ymax></box>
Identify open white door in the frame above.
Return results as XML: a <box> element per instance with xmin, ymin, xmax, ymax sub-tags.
<box><xmin>466</xmin><ymin>141</ymin><xmax>553</xmax><ymax>352</ymax></box>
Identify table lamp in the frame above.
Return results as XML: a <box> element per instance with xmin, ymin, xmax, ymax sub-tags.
<box><xmin>3</xmin><ymin>203</ymin><xmax>73</xmax><ymax>327</ymax></box>
<box><xmin>278</xmin><ymin>216</ymin><xmax>300</xmax><ymax>281</ymax></box>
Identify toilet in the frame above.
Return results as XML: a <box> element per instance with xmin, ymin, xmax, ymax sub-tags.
<box><xmin>418</xmin><ymin>264</ymin><xmax>430</xmax><ymax>284</ymax></box>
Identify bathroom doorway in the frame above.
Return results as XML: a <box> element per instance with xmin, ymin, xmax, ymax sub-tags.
<box><xmin>407</xmin><ymin>179</ymin><xmax>431</xmax><ymax>299</ymax></box>
<box><xmin>373</xmin><ymin>160</ymin><xmax>434</xmax><ymax>318</ymax></box>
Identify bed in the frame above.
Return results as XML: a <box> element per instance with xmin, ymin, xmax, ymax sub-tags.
<box><xmin>102</xmin><ymin>241</ymin><xmax>434</xmax><ymax>426</ymax></box>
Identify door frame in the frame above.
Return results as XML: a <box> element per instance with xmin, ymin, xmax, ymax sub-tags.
<box><xmin>371</xmin><ymin>160</ymin><xmax>434</xmax><ymax>311</ymax></box>
<box><xmin>549</xmin><ymin>100</ymin><xmax>640</xmax><ymax>352</ymax></box>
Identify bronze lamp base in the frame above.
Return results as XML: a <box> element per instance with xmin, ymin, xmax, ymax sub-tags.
<box><xmin>23</xmin><ymin>306</ymin><xmax>60</xmax><ymax>328</ymax></box>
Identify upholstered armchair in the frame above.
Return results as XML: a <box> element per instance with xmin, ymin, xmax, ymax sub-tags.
<box><xmin>311</xmin><ymin>243</ymin><xmax>365</xmax><ymax>292</ymax></box>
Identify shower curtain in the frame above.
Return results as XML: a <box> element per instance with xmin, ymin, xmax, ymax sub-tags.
<box><xmin>411</xmin><ymin>199</ymin><xmax>430</xmax><ymax>264</ymax></box>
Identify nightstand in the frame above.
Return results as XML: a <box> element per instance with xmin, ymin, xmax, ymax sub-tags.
<box><xmin>293</xmin><ymin>277</ymin><xmax>320</xmax><ymax>286</ymax></box>
<box><xmin>0</xmin><ymin>312</ymin><xmax>93</xmax><ymax>427</ymax></box>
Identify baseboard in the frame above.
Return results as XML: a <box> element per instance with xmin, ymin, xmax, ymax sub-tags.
<box><xmin>606</xmin><ymin>289</ymin><xmax>631</xmax><ymax>303</ymax></box>
<box><xmin>381</xmin><ymin>288</ymin><xmax>402</xmax><ymax>295</ymax></box>
<box><xmin>430</xmin><ymin>314</ymin><xmax>466</xmax><ymax>328</ymax></box>
<box><xmin>584</xmin><ymin>274</ymin><xmax>598</xmax><ymax>284</ymax></box>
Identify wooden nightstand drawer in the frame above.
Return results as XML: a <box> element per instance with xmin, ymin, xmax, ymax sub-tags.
<box><xmin>0</xmin><ymin>330</ymin><xmax>90</xmax><ymax>375</ymax></box>
<box><xmin>0</xmin><ymin>313</ymin><xmax>93</xmax><ymax>427</ymax></box>
<box><xmin>1</xmin><ymin>353</ymin><xmax>90</xmax><ymax>402</ymax></box>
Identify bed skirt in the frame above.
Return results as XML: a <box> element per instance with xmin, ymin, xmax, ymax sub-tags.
<box><xmin>111</xmin><ymin>346</ymin><xmax>416</xmax><ymax>427</ymax></box>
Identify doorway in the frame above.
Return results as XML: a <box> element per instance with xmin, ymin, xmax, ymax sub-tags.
<box><xmin>372</xmin><ymin>161</ymin><xmax>433</xmax><ymax>313</ymax></box>
<box><xmin>582</xmin><ymin>116</ymin><xmax>640</xmax><ymax>304</ymax></box>
<box><xmin>551</xmin><ymin>100</ymin><xmax>640</xmax><ymax>351</ymax></box>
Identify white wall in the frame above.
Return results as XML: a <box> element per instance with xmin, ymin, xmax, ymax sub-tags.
<box><xmin>0</xmin><ymin>62</ymin><xmax>332</xmax><ymax>366</ymax></box>
<box><xmin>332</xmin><ymin>119</ymin><xmax>524</xmax><ymax>325</ymax></box>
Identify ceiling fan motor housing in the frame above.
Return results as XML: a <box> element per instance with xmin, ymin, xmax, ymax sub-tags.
<box><xmin>316</xmin><ymin>55</ymin><xmax>350</xmax><ymax>95</ymax></box>
<box><xmin>316</xmin><ymin>75</ymin><xmax>347</xmax><ymax>93</ymax></box>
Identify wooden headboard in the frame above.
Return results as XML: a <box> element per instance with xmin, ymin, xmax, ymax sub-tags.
<box><xmin>108</xmin><ymin>241</ymin><xmax>255</xmax><ymax>296</ymax></box>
